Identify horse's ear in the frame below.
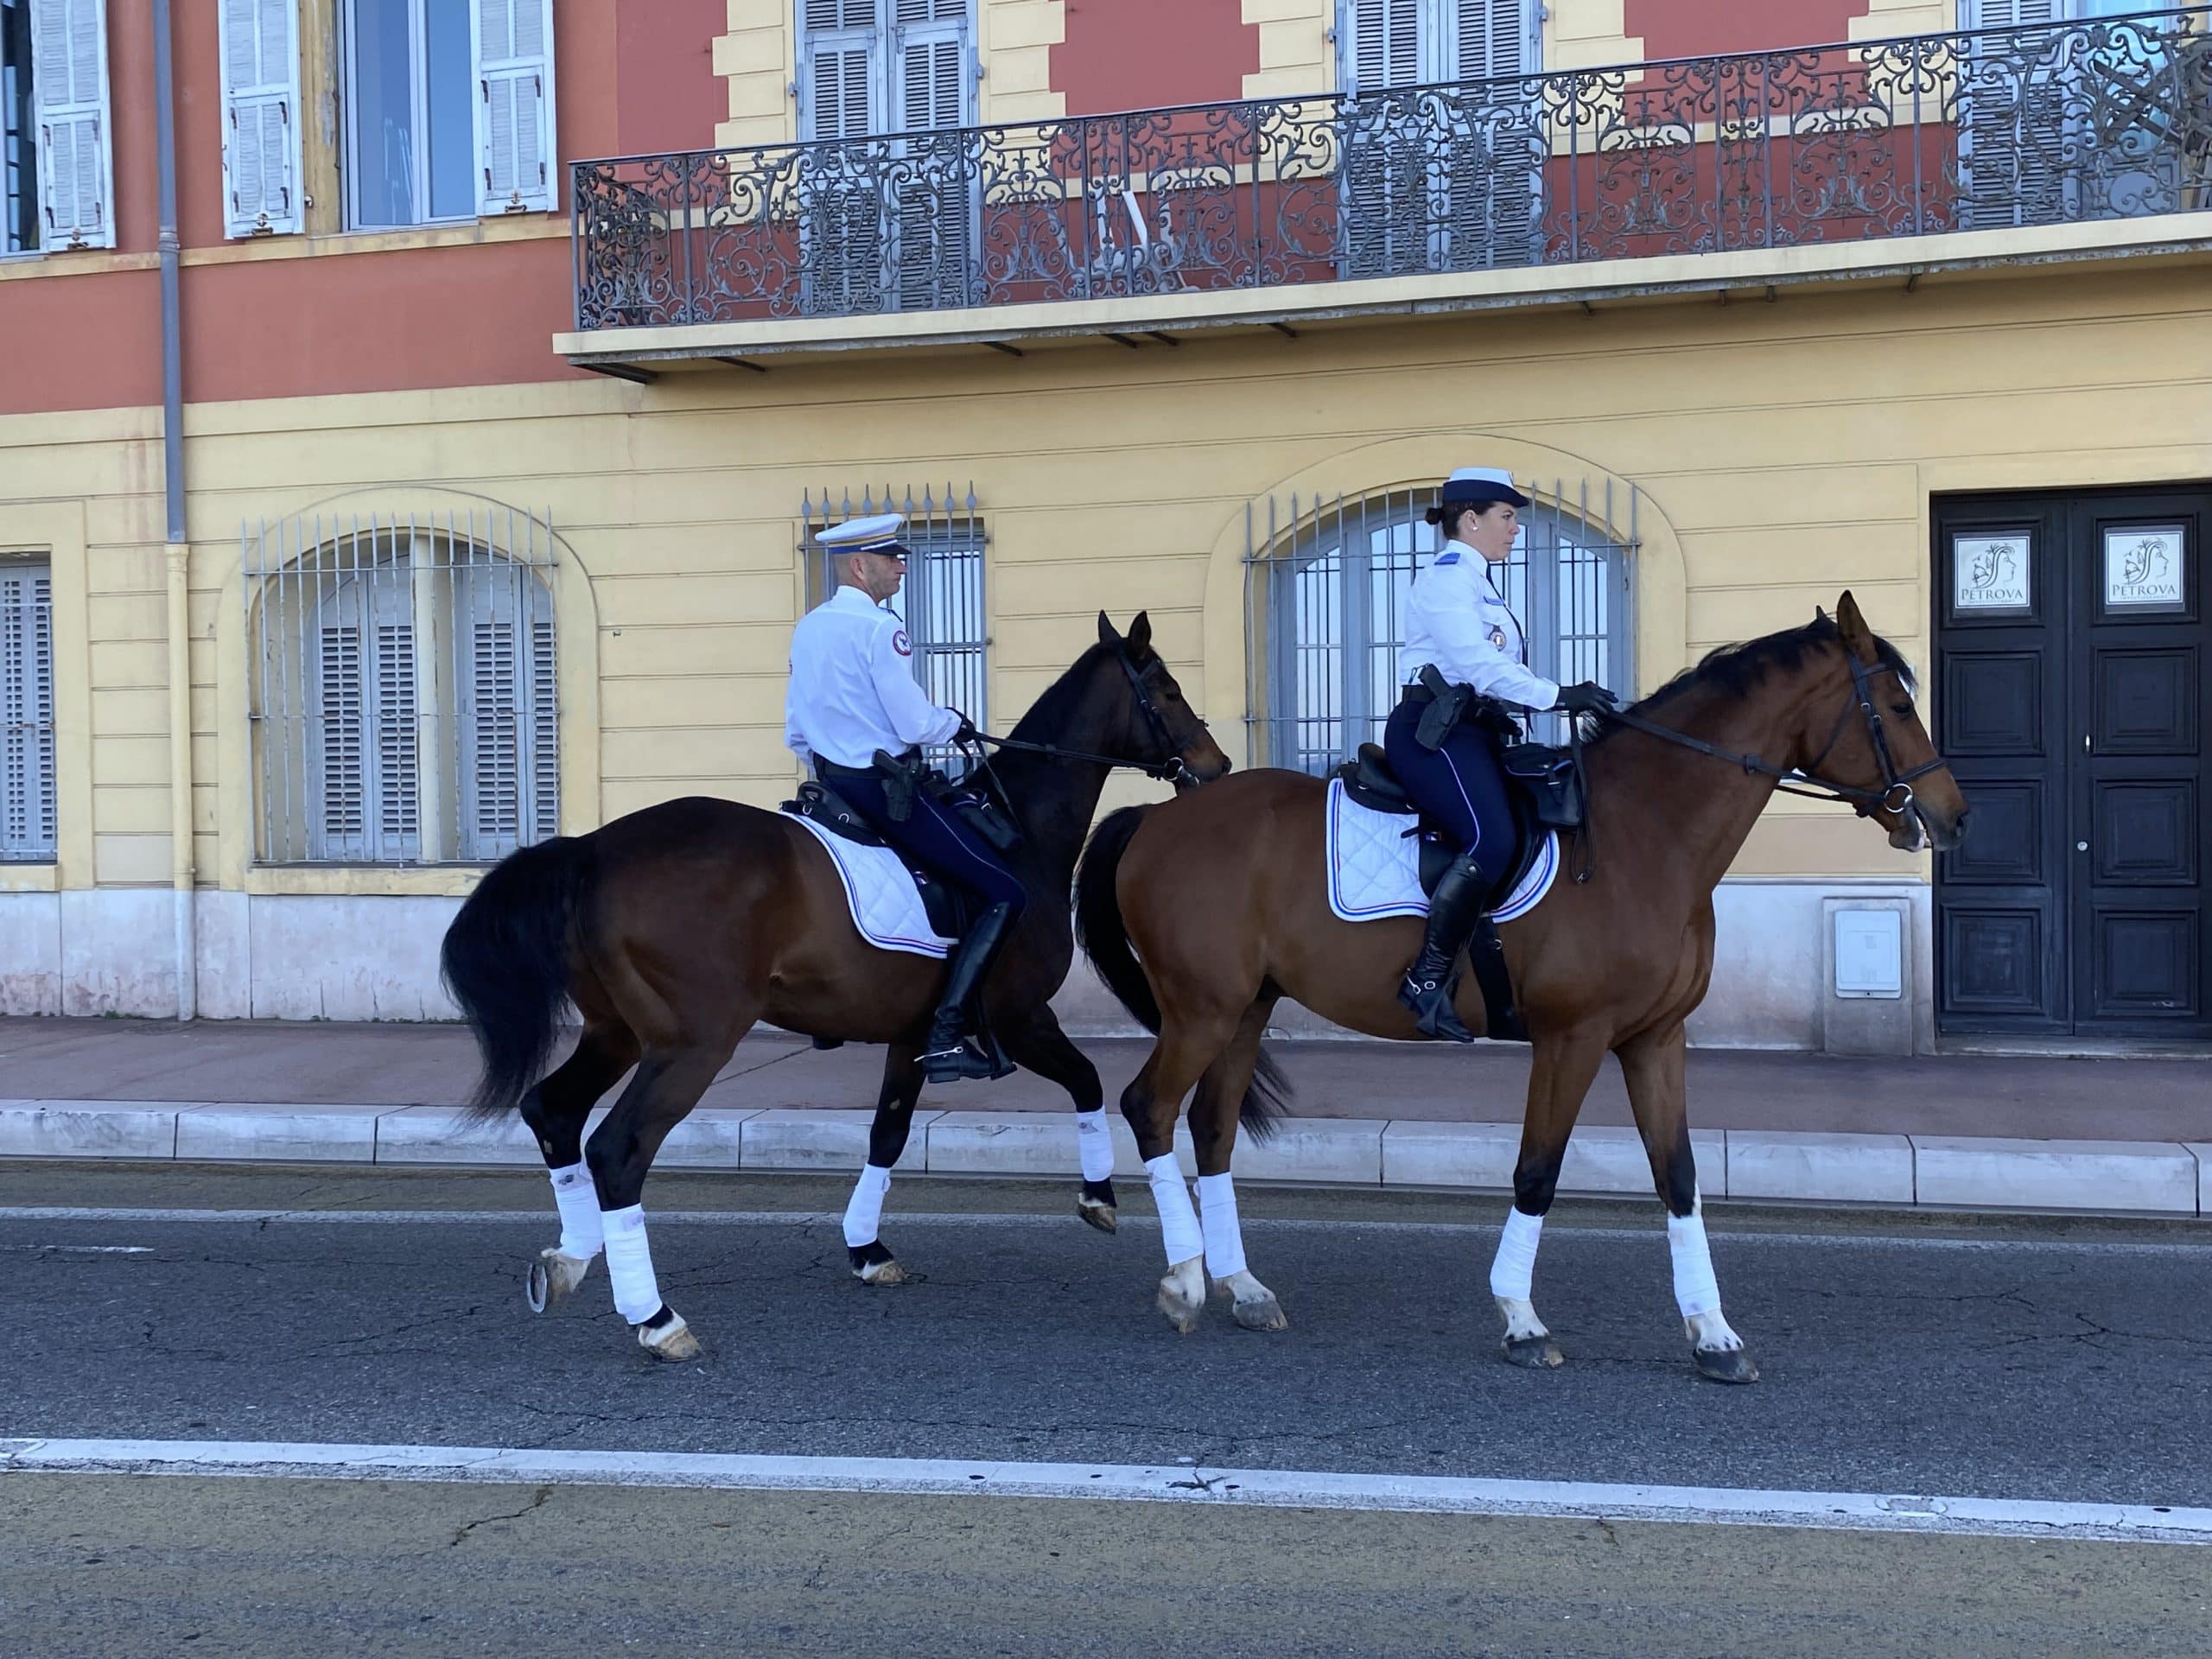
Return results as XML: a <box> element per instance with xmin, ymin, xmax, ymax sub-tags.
<box><xmin>1834</xmin><ymin>590</ymin><xmax>1877</xmax><ymax>658</ymax></box>
<box><xmin>1096</xmin><ymin>611</ymin><xmax>1119</xmax><ymax>647</ymax></box>
<box><xmin>1126</xmin><ymin>611</ymin><xmax>1153</xmax><ymax>655</ymax></box>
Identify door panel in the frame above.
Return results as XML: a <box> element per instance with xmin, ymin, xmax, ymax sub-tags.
<box><xmin>1935</xmin><ymin>486</ymin><xmax>2210</xmax><ymax>1039</ymax></box>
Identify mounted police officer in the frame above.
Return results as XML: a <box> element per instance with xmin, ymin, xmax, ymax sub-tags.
<box><xmin>1389</xmin><ymin>467</ymin><xmax>1618</xmax><ymax>1042</ymax></box>
<box><xmin>785</xmin><ymin>513</ymin><xmax>1027</xmax><ymax>1084</ymax></box>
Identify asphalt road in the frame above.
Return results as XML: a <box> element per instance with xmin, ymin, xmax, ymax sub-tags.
<box><xmin>3</xmin><ymin>1162</ymin><xmax>2209</xmax><ymax>1656</ymax></box>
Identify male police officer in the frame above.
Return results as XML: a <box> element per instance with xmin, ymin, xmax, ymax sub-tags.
<box><xmin>785</xmin><ymin>513</ymin><xmax>1027</xmax><ymax>1083</ymax></box>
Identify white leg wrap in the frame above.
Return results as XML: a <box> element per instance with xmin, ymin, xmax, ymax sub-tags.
<box><xmin>1195</xmin><ymin>1172</ymin><xmax>1247</xmax><ymax>1279</ymax></box>
<box><xmin>1145</xmin><ymin>1154</ymin><xmax>1203</xmax><ymax>1267</ymax></box>
<box><xmin>549</xmin><ymin>1163</ymin><xmax>603</xmax><ymax>1261</ymax></box>
<box><xmin>1075</xmin><ymin>1109</ymin><xmax>1116</xmax><ymax>1183</ymax></box>
<box><xmin>1667</xmin><ymin>1205</ymin><xmax>1723</xmax><ymax>1319</ymax></box>
<box><xmin>842</xmin><ymin>1163</ymin><xmax>893</xmax><ymax>1249</ymax></box>
<box><xmin>601</xmin><ymin>1204</ymin><xmax>663</xmax><ymax>1325</ymax></box>
<box><xmin>1488</xmin><ymin>1206</ymin><xmax>1545</xmax><ymax>1302</ymax></box>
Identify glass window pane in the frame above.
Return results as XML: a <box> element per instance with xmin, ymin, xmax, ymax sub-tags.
<box><xmin>425</xmin><ymin>0</ymin><xmax>474</xmax><ymax>219</ymax></box>
<box><xmin>350</xmin><ymin>0</ymin><xmax>417</xmax><ymax>227</ymax></box>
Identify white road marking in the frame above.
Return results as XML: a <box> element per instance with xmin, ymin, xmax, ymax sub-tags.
<box><xmin>3</xmin><ymin>1438</ymin><xmax>2204</xmax><ymax>1543</ymax></box>
<box><xmin>0</xmin><ymin>1205</ymin><xmax>2202</xmax><ymax>1255</ymax></box>
<box><xmin>0</xmin><ymin>1243</ymin><xmax>154</xmax><ymax>1254</ymax></box>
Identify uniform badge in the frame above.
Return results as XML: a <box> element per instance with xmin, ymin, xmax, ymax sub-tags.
<box><xmin>891</xmin><ymin>629</ymin><xmax>913</xmax><ymax>658</ymax></box>
<box><xmin>1488</xmin><ymin>626</ymin><xmax>1508</xmax><ymax>651</ymax></box>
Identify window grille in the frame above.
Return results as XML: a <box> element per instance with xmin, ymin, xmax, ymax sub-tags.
<box><xmin>799</xmin><ymin>483</ymin><xmax>987</xmax><ymax>772</ymax></box>
<box><xmin>0</xmin><ymin>559</ymin><xmax>54</xmax><ymax>860</ymax></box>
<box><xmin>243</xmin><ymin>508</ymin><xmax>559</xmax><ymax>864</ymax></box>
<box><xmin>1245</xmin><ymin>480</ymin><xmax>1637</xmax><ymax>772</ymax></box>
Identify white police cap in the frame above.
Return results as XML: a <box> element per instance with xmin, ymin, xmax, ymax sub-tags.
<box><xmin>1440</xmin><ymin>467</ymin><xmax>1531</xmax><ymax>509</ymax></box>
<box><xmin>815</xmin><ymin>512</ymin><xmax>907</xmax><ymax>554</ymax></box>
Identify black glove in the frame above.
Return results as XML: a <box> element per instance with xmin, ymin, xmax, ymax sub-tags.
<box><xmin>1553</xmin><ymin>681</ymin><xmax>1618</xmax><ymax>717</ymax></box>
<box><xmin>950</xmin><ymin>713</ymin><xmax>981</xmax><ymax>746</ymax></box>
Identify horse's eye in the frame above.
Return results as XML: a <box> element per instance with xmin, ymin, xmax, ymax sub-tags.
<box><xmin>1891</xmin><ymin>702</ymin><xmax>1913</xmax><ymax>718</ymax></box>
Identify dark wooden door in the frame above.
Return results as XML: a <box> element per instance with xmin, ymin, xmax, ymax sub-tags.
<box><xmin>1935</xmin><ymin>486</ymin><xmax>2209</xmax><ymax>1039</ymax></box>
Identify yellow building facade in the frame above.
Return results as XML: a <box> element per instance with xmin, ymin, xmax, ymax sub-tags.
<box><xmin>3</xmin><ymin>0</ymin><xmax>2209</xmax><ymax>1051</ymax></box>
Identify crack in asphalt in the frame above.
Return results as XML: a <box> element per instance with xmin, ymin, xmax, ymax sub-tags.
<box><xmin>449</xmin><ymin>1484</ymin><xmax>553</xmax><ymax>1547</ymax></box>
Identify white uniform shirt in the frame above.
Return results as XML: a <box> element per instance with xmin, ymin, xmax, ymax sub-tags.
<box><xmin>785</xmin><ymin>585</ymin><xmax>961</xmax><ymax>769</ymax></box>
<box><xmin>1397</xmin><ymin>545</ymin><xmax>1560</xmax><ymax>711</ymax></box>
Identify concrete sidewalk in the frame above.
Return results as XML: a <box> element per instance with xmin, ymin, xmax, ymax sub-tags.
<box><xmin>1</xmin><ymin>1017</ymin><xmax>2207</xmax><ymax>1217</ymax></box>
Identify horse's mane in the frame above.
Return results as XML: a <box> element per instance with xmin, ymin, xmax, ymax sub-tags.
<box><xmin>1590</xmin><ymin>614</ymin><xmax>1915</xmax><ymax>747</ymax></box>
<box><xmin>1005</xmin><ymin>641</ymin><xmax>1128</xmax><ymax>744</ymax></box>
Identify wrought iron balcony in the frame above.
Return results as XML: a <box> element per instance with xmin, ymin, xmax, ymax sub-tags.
<box><xmin>571</xmin><ymin>8</ymin><xmax>2211</xmax><ymax>334</ymax></box>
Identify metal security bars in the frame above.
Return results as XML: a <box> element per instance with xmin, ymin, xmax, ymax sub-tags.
<box><xmin>800</xmin><ymin>483</ymin><xmax>987</xmax><ymax>772</ymax></box>
<box><xmin>0</xmin><ymin>560</ymin><xmax>54</xmax><ymax>861</ymax></box>
<box><xmin>574</xmin><ymin>8</ymin><xmax>2211</xmax><ymax>330</ymax></box>
<box><xmin>1245</xmin><ymin>481</ymin><xmax>1637</xmax><ymax>772</ymax></box>
<box><xmin>242</xmin><ymin>509</ymin><xmax>560</xmax><ymax>866</ymax></box>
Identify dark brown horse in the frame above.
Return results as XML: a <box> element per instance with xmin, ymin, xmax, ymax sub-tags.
<box><xmin>1074</xmin><ymin>593</ymin><xmax>1968</xmax><ymax>1380</ymax></box>
<box><xmin>441</xmin><ymin>613</ymin><xmax>1230</xmax><ymax>1359</ymax></box>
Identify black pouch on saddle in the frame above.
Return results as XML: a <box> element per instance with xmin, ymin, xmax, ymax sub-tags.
<box><xmin>945</xmin><ymin>787</ymin><xmax>1021</xmax><ymax>853</ymax></box>
<box><xmin>1500</xmin><ymin>742</ymin><xmax>1586</xmax><ymax>833</ymax></box>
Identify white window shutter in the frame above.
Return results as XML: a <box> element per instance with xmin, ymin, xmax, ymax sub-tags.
<box><xmin>897</xmin><ymin>20</ymin><xmax>968</xmax><ymax>132</ymax></box>
<box><xmin>0</xmin><ymin>568</ymin><xmax>55</xmax><ymax>861</ymax></box>
<box><xmin>529</xmin><ymin>617</ymin><xmax>558</xmax><ymax>842</ymax></box>
<box><xmin>806</xmin><ymin>36</ymin><xmax>878</xmax><ymax>139</ymax></box>
<box><xmin>218</xmin><ymin>0</ymin><xmax>301</xmax><ymax>237</ymax></box>
<box><xmin>468</xmin><ymin>617</ymin><xmax>520</xmax><ymax>848</ymax></box>
<box><xmin>314</xmin><ymin>623</ymin><xmax>366</xmax><ymax>858</ymax></box>
<box><xmin>29</xmin><ymin>0</ymin><xmax>112</xmax><ymax>249</ymax></box>
<box><xmin>1350</xmin><ymin>0</ymin><xmax>1424</xmax><ymax>93</ymax></box>
<box><xmin>471</xmin><ymin>0</ymin><xmax>556</xmax><ymax>216</ymax></box>
<box><xmin>1458</xmin><ymin>0</ymin><xmax>1530</xmax><ymax>80</ymax></box>
<box><xmin>372</xmin><ymin>619</ymin><xmax>419</xmax><ymax>853</ymax></box>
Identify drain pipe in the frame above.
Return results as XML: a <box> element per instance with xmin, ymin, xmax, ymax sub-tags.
<box><xmin>155</xmin><ymin>0</ymin><xmax>196</xmax><ymax>1021</ymax></box>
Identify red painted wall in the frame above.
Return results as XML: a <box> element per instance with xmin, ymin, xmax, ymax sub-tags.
<box><xmin>1624</xmin><ymin>0</ymin><xmax>1875</xmax><ymax>62</ymax></box>
<box><xmin>1052</xmin><ymin>0</ymin><xmax>1260</xmax><ymax>116</ymax></box>
<box><xmin>617</xmin><ymin>0</ymin><xmax>728</xmax><ymax>156</ymax></box>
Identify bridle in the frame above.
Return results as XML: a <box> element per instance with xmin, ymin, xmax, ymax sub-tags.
<box><xmin>964</xmin><ymin>646</ymin><xmax>1197</xmax><ymax>788</ymax></box>
<box><xmin>1597</xmin><ymin>651</ymin><xmax>1949</xmax><ymax>827</ymax></box>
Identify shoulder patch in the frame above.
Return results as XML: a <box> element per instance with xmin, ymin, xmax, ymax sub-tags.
<box><xmin>891</xmin><ymin>629</ymin><xmax>912</xmax><ymax>658</ymax></box>
<box><xmin>1433</xmin><ymin>551</ymin><xmax>1460</xmax><ymax>566</ymax></box>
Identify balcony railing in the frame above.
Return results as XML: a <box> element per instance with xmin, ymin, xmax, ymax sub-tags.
<box><xmin>571</xmin><ymin>8</ymin><xmax>2211</xmax><ymax>334</ymax></box>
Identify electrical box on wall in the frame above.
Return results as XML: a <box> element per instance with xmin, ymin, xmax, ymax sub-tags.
<box><xmin>1833</xmin><ymin>907</ymin><xmax>1904</xmax><ymax>999</ymax></box>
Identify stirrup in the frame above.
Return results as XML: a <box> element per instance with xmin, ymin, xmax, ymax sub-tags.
<box><xmin>920</xmin><ymin>1028</ymin><xmax>1015</xmax><ymax>1084</ymax></box>
<box><xmin>1399</xmin><ymin>969</ymin><xmax>1475</xmax><ymax>1045</ymax></box>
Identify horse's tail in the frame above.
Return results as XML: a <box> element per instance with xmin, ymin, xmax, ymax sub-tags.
<box><xmin>1075</xmin><ymin>804</ymin><xmax>1287</xmax><ymax>1143</ymax></box>
<box><xmin>441</xmin><ymin>834</ymin><xmax>592</xmax><ymax>1128</ymax></box>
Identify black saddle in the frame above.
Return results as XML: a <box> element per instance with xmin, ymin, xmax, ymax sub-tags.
<box><xmin>1334</xmin><ymin>742</ymin><xmax>1584</xmax><ymax>907</ymax></box>
<box><xmin>783</xmin><ymin>787</ymin><xmax>1021</xmax><ymax>955</ymax></box>
<box><xmin>1332</xmin><ymin>741</ymin><xmax>1589</xmax><ymax>1049</ymax></box>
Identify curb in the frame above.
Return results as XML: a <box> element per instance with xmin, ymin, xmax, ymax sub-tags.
<box><xmin>3</xmin><ymin>1099</ymin><xmax>2207</xmax><ymax>1218</ymax></box>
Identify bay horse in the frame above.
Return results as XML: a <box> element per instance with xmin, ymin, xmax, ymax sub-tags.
<box><xmin>1074</xmin><ymin>593</ymin><xmax>1968</xmax><ymax>1381</ymax></box>
<box><xmin>440</xmin><ymin>613</ymin><xmax>1231</xmax><ymax>1360</ymax></box>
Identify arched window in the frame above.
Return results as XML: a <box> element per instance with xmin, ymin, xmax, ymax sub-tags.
<box><xmin>245</xmin><ymin>510</ymin><xmax>559</xmax><ymax>864</ymax></box>
<box><xmin>1249</xmin><ymin>483</ymin><xmax>1635</xmax><ymax>772</ymax></box>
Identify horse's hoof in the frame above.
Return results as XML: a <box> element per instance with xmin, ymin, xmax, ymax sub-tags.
<box><xmin>1155</xmin><ymin>1286</ymin><xmax>1203</xmax><ymax>1334</ymax></box>
<box><xmin>1694</xmin><ymin>1345</ymin><xmax>1759</xmax><ymax>1385</ymax></box>
<box><xmin>638</xmin><ymin>1312</ymin><xmax>700</xmax><ymax>1363</ymax></box>
<box><xmin>849</xmin><ymin>1241</ymin><xmax>906</xmax><ymax>1287</ymax></box>
<box><xmin>1231</xmin><ymin>1294</ymin><xmax>1289</xmax><ymax>1332</ymax></box>
<box><xmin>1502</xmin><ymin>1334</ymin><xmax>1566</xmax><ymax>1369</ymax></box>
<box><xmin>526</xmin><ymin>1249</ymin><xmax>592</xmax><ymax>1313</ymax></box>
<box><xmin>1077</xmin><ymin>1186</ymin><xmax>1118</xmax><ymax>1235</ymax></box>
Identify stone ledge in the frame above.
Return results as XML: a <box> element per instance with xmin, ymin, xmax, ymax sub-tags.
<box><xmin>1726</xmin><ymin>1130</ymin><xmax>1916</xmax><ymax>1206</ymax></box>
<box><xmin>1910</xmin><ymin>1135</ymin><xmax>2199</xmax><ymax>1217</ymax></box>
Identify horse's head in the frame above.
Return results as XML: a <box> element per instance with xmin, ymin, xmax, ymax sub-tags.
<box><xmin>1809</xmin><ymin>593</ymin><xmax>1969</xmax><ymax>854</ymax></box>
<box><xmin>1094</xmin><ymin>611</ymin><xmax>1232</xmax><ymax>786</ymax></box>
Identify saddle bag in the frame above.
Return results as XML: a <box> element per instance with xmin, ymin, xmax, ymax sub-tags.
<box><xmin>1501</xmin><ymin>742</ymin><xmax>1586</xmax><ymax>833</ymax></box>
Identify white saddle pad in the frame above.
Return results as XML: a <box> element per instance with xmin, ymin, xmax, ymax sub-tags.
<box><xmin>788</xmin><ymin>811</ymin><xmax>953</xmax><ymax>959</ymax></box>
<box><xmin>1324</xmin><ymin>777</ymin><xmax>1560</xmax><ymax>926</ymax></box>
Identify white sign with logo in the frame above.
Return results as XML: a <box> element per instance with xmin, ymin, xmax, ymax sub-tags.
<box><xmin>1953</xmin><ymin>532</ymin><xmax>2031</xmax><ymax>613</ymax></box>
<box><xmin>2104</xmin><ymin>524</ymin><xmax>2186</xmax><ymax>612</ymax></box>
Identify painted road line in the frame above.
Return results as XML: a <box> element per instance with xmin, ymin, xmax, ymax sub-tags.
<box><xmin>3</xmin><ymin>1439</ymin><xmax>2206</xmax><ymax>1543</ymax></box>
<box><xmin>0</xmin><ymin>1205</ymin><xmax>2207</xmax><ymax>1255</ymax></box>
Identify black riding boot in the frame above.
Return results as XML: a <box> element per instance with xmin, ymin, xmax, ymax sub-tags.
<box><xmin>919</xmin><ymin>901</ymin><xmax>1020</xmax><ymax>1084</ymax></box>
<box><xmin>1397</xmin><ymin>853</ymin><xmax>1491</xmax><ymax>1044</ymax></box>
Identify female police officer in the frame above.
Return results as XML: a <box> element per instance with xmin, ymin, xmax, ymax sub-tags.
<box><xmin>1388</xmin><ymin>468</ymin><xmax>1617</xmax><ymax>1042</ymax></box>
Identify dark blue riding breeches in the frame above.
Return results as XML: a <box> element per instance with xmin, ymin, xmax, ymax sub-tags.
<box><xmin>1382</xmin><ymin>696</ymin><xmax>1517</xmax><ymax>889</ymax></box>
<box><xmin>830</xmin><ymin>772</ymin><xmax>1029</xmax><ymax>915</ymax></box>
